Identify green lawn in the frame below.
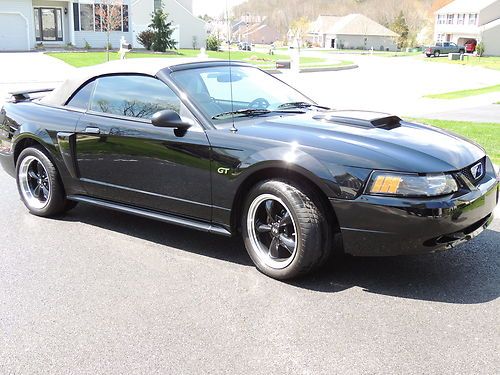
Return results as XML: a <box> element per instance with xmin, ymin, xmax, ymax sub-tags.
<box><xmin>424</xmin><ymin>55</ymin><xmax>500</xmax><ymax>71</ymax></box>
<box><xmin>411</xmin><ymin>119</ymin><xmax>500</xmax><ymax>164</ymax></box>
<box><xmin>46</xmin><ymin>50</ymin><xmax>333</xmax><ymax>69</ymax></box>
<box><xmin>424</xmin><ymin>84</ymin><xmax>500</xmax><ymax>99</ymax></box>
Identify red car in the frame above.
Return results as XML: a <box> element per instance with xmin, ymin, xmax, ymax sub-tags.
<box><xmin>465</xmin><ymin>40</ymin><xmax>477</xmax><ymax>53</ymax></box>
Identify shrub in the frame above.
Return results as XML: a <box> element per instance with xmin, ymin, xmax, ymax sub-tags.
<box><xmin>476</xmin><ymin>42</ymin><xmax>485</xmax><ymax>57</ymax></box>
<box><xmin>137</xmin><ymin>30</ymin><xmax>155</xmax><ymax>50</ymax></box>
<box><xmin>206</xmin><ymin>35</ymin><xmax>221</xmax><ymax>51</ymax></box>
<box><xmin>105</xmin><ymin>42</ymin><xmax>113</xmax><ymax>51</ymax></box>
<box><xmin>84</xmin><ymin>40</ymin><xmax>91</xmax><ymax>50</ymax></box>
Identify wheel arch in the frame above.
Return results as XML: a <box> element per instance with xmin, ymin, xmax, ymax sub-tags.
<box><xmin>13</xmin><ymin>136</ymin><xmax>48</xmax><ymax>165</ymax></box>
<box><xmin>230</xmin><ymin>166</ymin><xmax>340</xmax><ymax>236</ymax></box>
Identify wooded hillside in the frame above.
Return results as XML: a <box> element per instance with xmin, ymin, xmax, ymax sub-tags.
<box><xmin>232</xmin><ymin>0</ymin><xmax>436</xmax><ymax>41</ymax></box>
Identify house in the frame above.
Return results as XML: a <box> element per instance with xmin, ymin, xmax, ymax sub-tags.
<box><xmin>232</xmin><ymin>15</ymin><xmax>280</xmax><ymax>45</ymax></box>
<box><xmin>434</xmin><ymin>0</ymin><xmax>500</xmax><ymax>55</ymax></box>
<box><xmin>308</xmin><ymin>14</ymin><xmax>399</xmax><ymax>51</ymax></box>
<box><xmin>0</xmin><ymin>0</ymin><xmax>206</xmax><ymax>51</ymax></box>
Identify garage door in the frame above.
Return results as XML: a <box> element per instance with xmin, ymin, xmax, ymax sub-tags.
<box><xmin>0</xmin><ymin>13</ymin><xmax>28</xmax><ymax>51</ymax></box>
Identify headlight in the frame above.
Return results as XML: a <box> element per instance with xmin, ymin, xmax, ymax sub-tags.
<box><xmin>367</xmin><ymin>171</ymin><xmax>458</xmax><ymax>197</ymax></box>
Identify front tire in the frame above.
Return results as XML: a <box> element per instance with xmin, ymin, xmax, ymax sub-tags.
<box><xmin>434</xmin><ymin>50</ymin><xmax>440</xmax><ymax>57</ymax></box>
<box><xmin>242</xmin><ymin>180</ymin><xmax>331</xmax><ymax>280</ymax></box>
<box><xmin>16</xmin><ymin>146</ymin><xmax>71</xmax><ymax>217</ymax></box>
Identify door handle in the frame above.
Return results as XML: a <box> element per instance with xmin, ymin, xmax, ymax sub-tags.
<box><xmin>84</xmin><ymin>126</ymin><xmax>100</xmax><ymax>134</ymax></box>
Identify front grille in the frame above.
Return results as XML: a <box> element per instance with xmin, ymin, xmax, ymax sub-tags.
<box><xmin>459</xmin><ymin>157</ymin><xmax>486</xmax><ymax>186</ymax></box>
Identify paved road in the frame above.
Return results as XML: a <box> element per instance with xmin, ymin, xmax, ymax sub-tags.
<box><xmin>1</xmin><ymin>167</ymin><xmax>499</xmax><ymax>374</ymax></box>
<box><xmin>0</xmin><ymin>52</ymin><xmax>75</xmax><ymax>102</ymax></box>
<box><xmin>422</xmin><ymin>104</ymin><xmax>500</xmax><ymax>123</ymax></box>
<box><xmin>280</xmin><ymin>54</ymin><xmax>500</xmax><ymax>117</ymax></box>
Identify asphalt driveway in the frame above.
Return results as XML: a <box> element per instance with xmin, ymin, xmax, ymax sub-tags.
<box><xmin>0</xmin><ymin>167</ymin><xmax>499</xmax><ymax>374</ymax></box>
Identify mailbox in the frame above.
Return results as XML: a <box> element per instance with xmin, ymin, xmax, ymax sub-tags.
<box><xmin>276</xmin><ymin>60</ymin><xmax>291</xmax><ymax>69</ymax></box>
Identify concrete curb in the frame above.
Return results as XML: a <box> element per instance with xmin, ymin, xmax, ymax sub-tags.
<box><xmin>299</xmin><ymin>64</ymin><xmax>359</xmax><ymax>73</ymax></box>
<box><xmin>267</xmin><ymin>64</ymin><xmax>359</xmax><ymax>75</ymax></box>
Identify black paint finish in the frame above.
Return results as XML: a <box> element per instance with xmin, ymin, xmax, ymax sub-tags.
<box><xmin>0</xmin><ymin>61</ymin><xmax>498</xmax><ymax>257</ymax></box>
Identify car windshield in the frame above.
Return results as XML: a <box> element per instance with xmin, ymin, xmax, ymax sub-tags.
<box><xmin>170</xmin><ymin>65</ymin><xmax>316</xmax><ymax>123</ymax></box>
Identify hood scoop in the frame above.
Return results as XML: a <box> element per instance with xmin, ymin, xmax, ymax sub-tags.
<box><xmin>313</xmin><ymin>110</ymin><xmax>401</xmax><ymax>130</ymax></box>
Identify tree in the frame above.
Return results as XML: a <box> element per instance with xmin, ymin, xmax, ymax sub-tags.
<box><xmin>95</xmin><ymin>0</ymin><xmax>125</xmax><ymax>61</ymax></box>
<box><xmin>476</xmin><ymin>41</ymin><xmax>485</xmax><ymax>57</ymax></box>
<box><xmin>289</xmin><ymin>17</ymin><xmax>310</xmax><ymax>49</ymax></box>
<box><xmin>206</xmin><ymin>34</ymin><xmax>221</xmax><ymax>51</ymax></box>
<box><xmin>390</xmin><ymin>11</ymin><xmax>409</xmax><ymax>50</ymax></box>
<box><xmin>149</xmin><ymin>6</ymin><xmax>177</xmax><ymax>51</ymax></box>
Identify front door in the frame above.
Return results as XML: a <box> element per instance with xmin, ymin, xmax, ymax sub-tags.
<box><xmin>34</xmin><ymin>8</ymin><xmax>63</xmax><ymax>42</ymax></box>
<box><xmin>73</xmin><ymin>74</ymin><xmax>213</xmax><ymax>221</ymax></box>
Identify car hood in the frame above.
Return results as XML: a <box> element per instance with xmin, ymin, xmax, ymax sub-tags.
<box><xmin>233</xmin><ymin>110</ymin><xmax>485</xmax><ymax>173</ymax></box>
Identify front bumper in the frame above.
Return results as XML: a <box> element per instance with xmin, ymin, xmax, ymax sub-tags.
<box><xmin>330</xmin><ymin>175</ymin><xmax>499</xmax><ymax>256</ymax></box>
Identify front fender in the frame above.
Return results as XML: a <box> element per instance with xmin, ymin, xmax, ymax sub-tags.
<box><xmin>236</xmin><ymin>145</ymin><xmax>341</xmax><ymax>197</ymax></box>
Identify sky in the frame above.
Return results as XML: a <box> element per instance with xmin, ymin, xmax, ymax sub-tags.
<box><xmin>192</xmin><ymin>0</ymin><xmax>246</xmax><ymax>17</ymax></box>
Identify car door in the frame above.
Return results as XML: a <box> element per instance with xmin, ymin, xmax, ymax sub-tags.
<box><xmin>73</xmin><ymin>74</ymin><xmax>212</xmax><ymax>221</ymax></box>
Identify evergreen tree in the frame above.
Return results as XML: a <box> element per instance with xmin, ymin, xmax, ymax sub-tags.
<box><xmin>390</xmin><ymin>11</ymin><xmax>409</xmax><ymax>50</ymax></box>
<box><xmin>149</xmin><ymin>7</ymin><xmax>177</xmax><ymax>52</ymax></box>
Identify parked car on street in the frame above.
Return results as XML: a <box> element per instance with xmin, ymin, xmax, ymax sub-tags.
<box><xmin>425</xmin><ymin>42</ymin><xmax>465</xmax><ymax>57</ymax></box>
<box><xmin>0</xmin><ymin>59</ymin><xmax>498</xmax><ymax>280</ymax></box>
<box><xmin>238</xmin><ymin>42</ymin><xmax>252</xmax><ymax>51</ymax></box>
<box><xmin>465</xmin><ymin>39</ymin><xmax>477</xmax><ymax>53</ymax></box>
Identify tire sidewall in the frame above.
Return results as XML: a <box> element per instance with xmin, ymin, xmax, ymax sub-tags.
<box><xmin>16</xmin><ymin>147</ymin><xmax>65</xmax><ymax>216</ymax></box>
<box><xmin>242</xmin><ymin>180</ymin><xmax>323</xmax><ymax>280</ymax></box>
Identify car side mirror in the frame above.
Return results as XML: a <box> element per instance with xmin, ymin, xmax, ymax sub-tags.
<box><xmin>151</xmin><ymin>110</ymin><xmax>191</xmax><ymax>130</ymax></box>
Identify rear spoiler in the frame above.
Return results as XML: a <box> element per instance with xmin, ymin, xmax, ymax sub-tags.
<box><xmin>8</xmin><ymin>88</ymin><xmax>54</xmax><ymax>103</ymax></box>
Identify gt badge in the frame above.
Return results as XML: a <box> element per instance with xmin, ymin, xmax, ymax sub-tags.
<box><xmin>470</xmin><ymin>162</ymin><xmax>483</xmax><ymax>180</ymax></box>
<box><xmin>217</xmin><ymin>167</ymin><xmax>230</xmax><ymax>175</ymax></box>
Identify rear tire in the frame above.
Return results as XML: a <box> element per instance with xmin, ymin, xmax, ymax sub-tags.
<box><xmin>16</xmin><ymin>146</ymin><xmax>72</xmax><ymax>217</ymax></box>
<box><xmin>242</xmin><ymin>180</ymin><xmax>332</xmax><ymax>280</ymax></box>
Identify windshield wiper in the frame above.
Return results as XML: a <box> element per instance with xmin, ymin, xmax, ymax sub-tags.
<box><xmin>277</xmin><ymin>102</ymin><xmax>330</xmax><ymax>110</ymax></box>
<box><xmin>212</xmin><ymin>108</ymin><xmax>305</xmax><ymax>120</ymax></box>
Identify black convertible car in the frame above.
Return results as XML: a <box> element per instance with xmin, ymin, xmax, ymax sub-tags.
<box><xmin>0</xmin><ymin>59</ymin><xmax>498</xmax><ymax>279</ymax></box>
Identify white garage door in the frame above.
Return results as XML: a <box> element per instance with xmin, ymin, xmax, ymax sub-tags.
<box><xmin>0</xmin><ymin>13</ymin><xmax>28</xmax><ymax>51</ymax></box>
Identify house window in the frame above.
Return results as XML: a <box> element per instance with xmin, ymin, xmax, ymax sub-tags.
<box><xmin>80</xmin><ymin>4</ymin><xmax>94</xmax><ymax>31</ymax></box>
<box><xmin>447</xmin><ymin>14</ymin><xmax>454</xmax><ymax>24</ymax></box>
<box><xmin>457</xmin><ymin>14</ymin><xmax>465</xmax><ymax>25</ymax></box>
<box><xmin>76</xmin><ymin>2</ymin><xmax>129</xmax><ymax>32</ymax></box>
<box><xmin>437</xmin><ymin>15</ymin><xmax>445</xmax><ymax>25</ymax></box>
<box><xmin>469</xmin><ymin>13</ymin><xmax>478</xmax><ymax>25</ymax></box>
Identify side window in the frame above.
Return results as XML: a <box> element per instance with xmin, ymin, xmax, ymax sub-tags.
<box><xmin>66</xmin><ymin>80</ymin><xmax>95</xmax><ymax>110</ymax></box>
<box><xmin>90</xmin><ymin>75</ymin><xmax>181</xmax><ymax>119</ymax></box>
